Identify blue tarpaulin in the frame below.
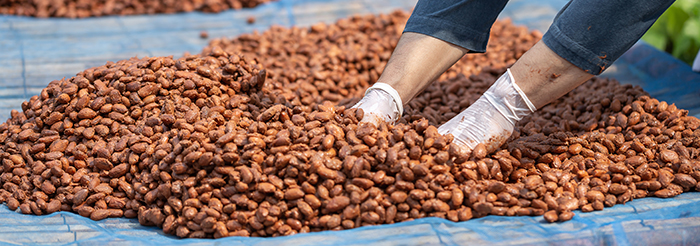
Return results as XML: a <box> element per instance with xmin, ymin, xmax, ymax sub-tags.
<box><xmin>1</xmin><ymin>0</ymin><xmax>700</xmax><ymax>245</ymax></box>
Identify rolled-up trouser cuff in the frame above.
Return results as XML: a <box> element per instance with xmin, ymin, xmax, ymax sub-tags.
<box><xmin>542</xmin><ymin>24</ymin><xmax>608</xmax><ymax>75</ymax></box>
<box><xmin>404</xmin><ymin>15</ymin><xmax>490</xmax><ymax>53</ymax></box>
<box><xmin>541</xmin><ymin>0</ymin><xmax>674</xmax><ymax>75</ymax></box>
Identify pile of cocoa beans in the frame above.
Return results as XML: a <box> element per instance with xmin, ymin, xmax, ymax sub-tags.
<box><xmin>0</xmin><ymin>0</ymin><xmax>274</xmax><ymax>18</ymax></box>
<box><xmin>1</xmin><ymin>10</ymin><xmax>700</xmax><ymax>240</ymax></box>
<box><xmin>201</xmin><ymin>11</ymin><xmax>541</xmax><ymax>108</ymax></box>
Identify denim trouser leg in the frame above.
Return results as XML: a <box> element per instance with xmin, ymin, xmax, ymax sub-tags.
<box><xmin>404</xmin><ymin>0</ymin><xmax>510</xmax><ymax>53</ymax></box>
<box><xmin>403</xmin><ymin>0</ymin><xmax>675</xmax><ymax>75</ymax></box>
<box><xmin>543</xmin><ymin>0</ymin><xmax>675</xmax><ymax>75</ymax></box>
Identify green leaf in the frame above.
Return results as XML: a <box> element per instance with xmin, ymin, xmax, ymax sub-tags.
<box><xmin>679</xmin><ymin>18</ymin><xmax>700</xmax><ymax>64</ymax></box>
<box><xmin>665</xmin><ymin>6</ymin><xmax>689</xmax><ymax>37</ymax></box>
<box><xmin>672</xmin><ymin>36</ymin><xmax>693</xmax><ymax>63</ymax></box>
<box><xmin>681</xmin><ymin>18</ymin><xmax>700</xmax><ymax>40</ymax></box>
<box><xmin>676</xmin><ymin>0</ymin><xmax>694</xmax><ymax>11</ymax></box>
<box><xmin>642</xmin><ymin>0</ymin><xmax>700</xmax><ymax>65</ymax></box>
<box><xmin>676</xmin><ymin>0</ymin><xmax>700</xmax><ymax>15</ymax></box>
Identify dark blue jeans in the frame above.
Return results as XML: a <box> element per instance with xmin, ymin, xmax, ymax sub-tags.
<box><xmin>404</xmin><ymin>0</ymin><xmax>675</xmax><ymax>75</ymax></box>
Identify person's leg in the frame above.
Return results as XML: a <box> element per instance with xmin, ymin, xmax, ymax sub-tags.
<box><xmin>439</xmin><ymin>0</ymin><xmax>676</xmax><ymax>152</ymax></box>
<box><xmin>405</xmin><ymin>0</ymin><xmax>511</xmax><ymax>53</ymax></box>
<box><xmin>512</xmin><ymin>0</ymin><xmax>674</xmax><ymax>109</ymax></box>
<box><xmin>354</xmin><ymin>0</ymin><xmax>511</xmax><ymax>126</ymax></box>
<box><xmin>388</xmin><ymin>0</ymin><xmax>512</xmax><ymax>103</ymax></box>
<box><xmin>510</xmin><ymin>41</ymin><xmax>594</xmax><ymax>109</ymax></box>
<box><xmin>542</xmin><ymin>0</ymin><xmax>675</xmax><ymax>76</ymax></box>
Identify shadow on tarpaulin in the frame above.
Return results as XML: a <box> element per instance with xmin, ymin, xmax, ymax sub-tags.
<box><xmin>1</xmin><ymin>0</ymin><xmax>700</xmax><ymax>245</ymax></box>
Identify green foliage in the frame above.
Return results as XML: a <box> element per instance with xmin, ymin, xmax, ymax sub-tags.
<box><xmin>642</xmin><ymin>0</ymin><xmax>700</xmax><ymax>65</ymax></box>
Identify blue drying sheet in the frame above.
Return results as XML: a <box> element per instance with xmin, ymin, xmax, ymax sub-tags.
<box><xmin>1</xmin><ymin>192</ymin><xmax>700</xmax><ymax>246</ymax></box>
<box><xmin>1</xmin><ymin>0</ymin><xmax>700</xmax><ymax>245</ymax></box>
